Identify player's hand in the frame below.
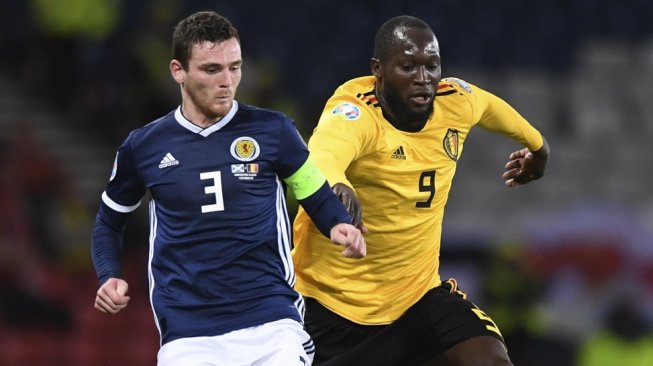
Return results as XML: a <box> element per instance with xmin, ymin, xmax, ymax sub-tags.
<box><xmin>332</xmin><ymin>183</ymin><xmax>368</xmax><ymax>234</ymax></box>
<box><xmin>330</xmin><ymin>223</ymin><xmax>367</xmax><ymax>259</ymax></box>
<box><xmin>502</xmin><ymin>139</ymin><xmax>549</xmax><ymax>188</ymax></box>
<box><xmin>95</xmin><ymin>277</ymin><xmax>131</xmax><ymax>315</ymax></box>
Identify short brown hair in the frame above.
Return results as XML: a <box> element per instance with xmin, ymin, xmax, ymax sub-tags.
<box><xmin>172</xmin><ymin>11</ymin><xmax>240</xmax><ymax>70</ymax></box>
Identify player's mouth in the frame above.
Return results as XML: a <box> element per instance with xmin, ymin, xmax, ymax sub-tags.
<box><xmin>214</xmin><ymin>95</ymin><xmax>233</xmax><ymax>103</ymax></box>
<box><xmin>409</xmin><ymin>91</ymin><xmax>433</xmax><ymax>106</ymax></box>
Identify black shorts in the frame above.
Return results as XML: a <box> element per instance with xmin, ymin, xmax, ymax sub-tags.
<box><xmin>305</xmin><ymin>278</ymin><xmax>505</xmax><ymax>366</ymax></box>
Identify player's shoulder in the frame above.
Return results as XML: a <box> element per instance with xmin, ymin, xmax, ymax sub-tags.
<box><xmin>237</xmin><ymin>102</ymin><xmax>288</xmax><ymax>119</ymax></box>
<box><xmin>439</xmin><ymin>77</ymin><xmax>476</xmax><ymax>95</ymax></box>
<box><xmin>333</xmin><ymin>76</ymin><xmax>376</xmax><ymax>104</ymax></box>
<box><xmin>236</xmin><ymin>102</ymin><xmax>294</xmax><ymax>126</ymax></box>
<box><xmin>324</xmin><ymin>76</ymin><xmax>378</xmax><ymax>124</ymax></box>
<box><xmin>127</xmin><ymin>109</ymin><xmax>177</xmax><ymax>143</ymax></box>
<box><xmin>336</xmin><ymin>76</ymin><xmax>375</xmax><ymax>94</ymax></box>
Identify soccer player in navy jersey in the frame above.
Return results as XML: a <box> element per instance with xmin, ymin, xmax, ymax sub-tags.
<box><xmin>91</xmin><ymin>11</ymin><xmax>365</xmax><ymax>366</ymax></box>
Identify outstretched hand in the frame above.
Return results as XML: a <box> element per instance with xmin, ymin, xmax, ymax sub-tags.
<box><xmin>502</xmin><ymin>139</ymin><xmax>549</xmax><ymax>188</ymax></box>
<box><xmin>330</xmin><ymin>223</ymin><xmax>367</xmax><ymax>259</ymax></box>
<box><xmin>95</xmin><ymin>277</ymin><xmax>131</xmax><ymax>315</ymax></box>
<box><xmin>332</xmin><ymin>183</ymin><xmax>368</xmax><ymax>234</ymax></box>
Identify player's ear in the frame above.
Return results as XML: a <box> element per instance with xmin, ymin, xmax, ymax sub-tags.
<box><xmin>170</xmin><ymin>59</ymin><xmax>185</xmax><ymax>84</ymax></box>
<box><xmin>370</xmin><ymin>58</ymin><xmax>382</xmax><ymax>79</ymax></box>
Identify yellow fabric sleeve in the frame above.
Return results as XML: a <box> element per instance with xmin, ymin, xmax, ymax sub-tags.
<box><xmin>473</xmin><ymin>87</ymin><xmax>544</xmax><ymax>151</ymax></box>
<box><xmin>308</xmin><ymin>92</ymin><xmax>379</xmax><ymax>190</ymax></box>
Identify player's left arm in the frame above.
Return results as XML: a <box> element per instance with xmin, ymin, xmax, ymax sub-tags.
<box><xmin>474</xmin><ymin>87</ymin><xmax>550</xmax><ymax>187</ymax></box>
<box><xmin>277</xmin><ymin>119</ymin><xmax>366</xmax><ymax>258</ymax></box>
<box><xmin>502</xmin><ymin>136</ymin><xmax>549</xmax><ymax>187</ymax></box>
<box><xmin>285</xmin><ymin>159</ymin><xmax>366</xmax><ymax>258</ymax></box>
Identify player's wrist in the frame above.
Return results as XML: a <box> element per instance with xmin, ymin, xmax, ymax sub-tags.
<box><xmin>531</xmin><ymin>138</ymin><xmax>550</xmax><ymax>160</ymax></box>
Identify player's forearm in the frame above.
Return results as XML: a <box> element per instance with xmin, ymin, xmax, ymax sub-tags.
<box><xmin>298</xmin><ymin>181</ymin><xmax>352</xmax><ymax>237</ymax></box>
<box><xmin>477</xmin><ymin>90</ymin><xmax>543</xmax><ymax>151</ymax></box>
<box><xmin>284</xmin><ymin>158</ymin><xmax>352</xmax><ymax>236</ymax></box>
<box><xmin>91</xmin><ymin>203</ymin><xmax>128</xmax><ymax>284</ymax></box>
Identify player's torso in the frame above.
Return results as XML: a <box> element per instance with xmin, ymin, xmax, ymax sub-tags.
<box><xmin>293</xmin><ymin>78</ymin><xmax>480</xmax><ymax>323</ymax></box>
<box><xmin>132</xmin><ymin>110</ymin><xmax>285</xmax><ymax>240</ymax></box>
<box><xmin>129</xmin><ymin>106</ymin><xmax>303</xmax><ymax>343</ymax></box>
<box><xmin>351</xmin><ymin>83</ymin><xmax>475</xmax><ymax>249</ymax></box>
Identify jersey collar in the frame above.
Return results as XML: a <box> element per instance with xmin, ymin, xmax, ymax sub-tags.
<box><xmin>174</xmin><ymin>101</ymin><xmax>239</xmax><ymax>137</ymax></box>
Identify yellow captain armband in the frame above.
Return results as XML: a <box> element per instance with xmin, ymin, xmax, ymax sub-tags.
<box><xmin>284</xmin><ymin>158</ymin><xmax>327</xmax><ymax>200</ymax></box>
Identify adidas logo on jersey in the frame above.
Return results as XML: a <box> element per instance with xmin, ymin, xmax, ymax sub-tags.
<box><xmin>391</xmin><ymin>146</ymin><xmax>406</xmax><ymax>160</ymax></box>
<box><xmin>159</xmin><ymin>153</ymin><xmax>179</xmax><ymax>169</ymax></box>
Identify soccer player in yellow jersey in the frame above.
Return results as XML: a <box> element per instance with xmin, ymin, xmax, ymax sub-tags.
<box><xmin>292</xmin><ymin>15</ymin><xmax>549</xmax><ymax>366</ymax></box>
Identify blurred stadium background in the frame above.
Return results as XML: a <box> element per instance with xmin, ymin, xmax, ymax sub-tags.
<box><xmin>1</xmin><ymin>0</ymin><xmax>652</xmax><ymax>365</ymax></box>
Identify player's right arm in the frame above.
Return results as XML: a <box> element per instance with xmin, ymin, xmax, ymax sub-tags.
<box><xmin>276</xmin><ymin>118</ymin><xmax>366</xmax><ymax>258</ymax></box>
<box><xmin>95</xmin><ymin>277</ymin><xmax>130</xmax><ymax>315</ymax></box>
<box><xmin>308</xmin><ymin>95</ymin><xmax>377</xmax><ymax>230</ymax></box>
<box><xmin>285</xmin><ymin>159</ymin><xmax>366</xmax><ymax>258</ymax></box>
<box><xmin>331</xmin><ymin>182</ymin><xmax>366</xmax><ymax>233</ymax></box>
<box><xmin>92</xmin><ymin>201</ymin><xmax>132</xmax><ymax>314</ymax></box>
<box><xmin>308</xmin><ymin>97</ymin><xmax>374</xmax><ymax>189</ymax></box>
<box><xmin>91</xmin><ymin>134</ymin><xmax>146</xmax><ymax>313</ymax></box>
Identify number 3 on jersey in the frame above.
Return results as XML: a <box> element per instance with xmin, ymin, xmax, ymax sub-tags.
<box><xmin>200</xmin><ymin>171</ymin><xmax>225</xmax><ymax>213</ymax></box>
<box><xmin>416</xmin><ymin>170</ymin><xmax>436</xmax><ymax>208</ymax></box>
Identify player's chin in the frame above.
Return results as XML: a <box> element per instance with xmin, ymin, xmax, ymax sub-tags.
<box><xmin>210</xmin><ymin>99</ymin><xmax>233</xmax><ymax>113</ymax></box>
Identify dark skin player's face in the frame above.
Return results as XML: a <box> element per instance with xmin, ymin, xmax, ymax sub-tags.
<box><xmin>371</xmin><ymin>26</ymin><xmax>441</xmax><ymax>132</ymax></box>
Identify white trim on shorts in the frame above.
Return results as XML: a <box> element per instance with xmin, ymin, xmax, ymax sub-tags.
<box><xmin>157</xmin><ymin>318</ymin><xmax>314</xmax><ymax>366</ymax></box>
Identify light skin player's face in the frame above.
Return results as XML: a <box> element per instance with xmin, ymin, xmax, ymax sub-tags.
<box><xmin>170</xmin><ymin>37</ymin><xmax>242</xmax><ymax>127</ymax></box>
<box><xmin>372</xmin><ymin>27</ymin><xmax>441</xmax><ymax>131</ymax></box>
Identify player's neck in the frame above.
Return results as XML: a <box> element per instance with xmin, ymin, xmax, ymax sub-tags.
<box><xmin>180</xmin><ymin>103</ymin><xmax>223</xmax><ymax>129</ymax></box>
<box><xmin>385</xmin><ymin>114</ymin><xmax>426</xmax><ymax>132</ymax></box>
<box><xmin>375</xmin><ymin>91</ymin><xmax>427</xmax><ymax>133</ymax></box>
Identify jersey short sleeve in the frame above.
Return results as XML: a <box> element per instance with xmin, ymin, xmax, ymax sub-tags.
<box><xmin>102</xmin><ymin>132</ymin><xmax>146</xmax><ymax>213</ymax></box>
<box><xmin>273</xmin><ymin>117</ymin><xmax>313</xmax><ymax>180</ymax></box>
<box><xmin>309</xmin><ymin>80</ymin><xmax>380</xmax><ymax>188</ymax></box>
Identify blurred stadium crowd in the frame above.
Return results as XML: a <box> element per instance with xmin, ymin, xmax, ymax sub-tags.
<box><xmin>1</xmin><ymin>0</ymin><xmax>652</xmax><ymax>365</ymax></box>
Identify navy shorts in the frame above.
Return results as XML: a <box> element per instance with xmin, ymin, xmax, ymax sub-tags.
<box><xmin>305</xmin><ymin>278</ymin><xmax>505</xmax><ymax>366</ymax></box>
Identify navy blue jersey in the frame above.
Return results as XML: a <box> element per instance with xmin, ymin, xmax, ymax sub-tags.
<box><xmin>93</xmin><ymin>101</ymin><xmax>342</xmax><ymax>345</ymax></box>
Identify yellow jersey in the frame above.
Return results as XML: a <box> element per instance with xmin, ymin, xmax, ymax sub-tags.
<box><xmin>292</xmin><ymin>76</ymin><xmax>543</xmax><ymax>325</ymax></box>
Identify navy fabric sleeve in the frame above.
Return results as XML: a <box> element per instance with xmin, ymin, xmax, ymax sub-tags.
<box><xmin>298</xmin><ymin>181</ymin><xmax>352</xmax><ymax>237</ymax></box>
<box><xmin>274</xmin><ymin>116</ymin><xmax>352</xmax><ymax>236</ymax></box>
<box><xmin>91</xmin><ymin>202</ymin><xmax>129</xmax><ymax>285</ymax></box>
<box><xmin>275</xmin><ymin>117</ymin><xmax>310</xmax><ymax>179</ymax></box>
<box><xmin>91</xmin><ymin>133</ymin><xmax>145</xmax><ymax>285</ymax></box>
<box><xmin>105</xmin><ymin>132</ymin><xmax>147</xmax><ymax>207</ymax></box>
